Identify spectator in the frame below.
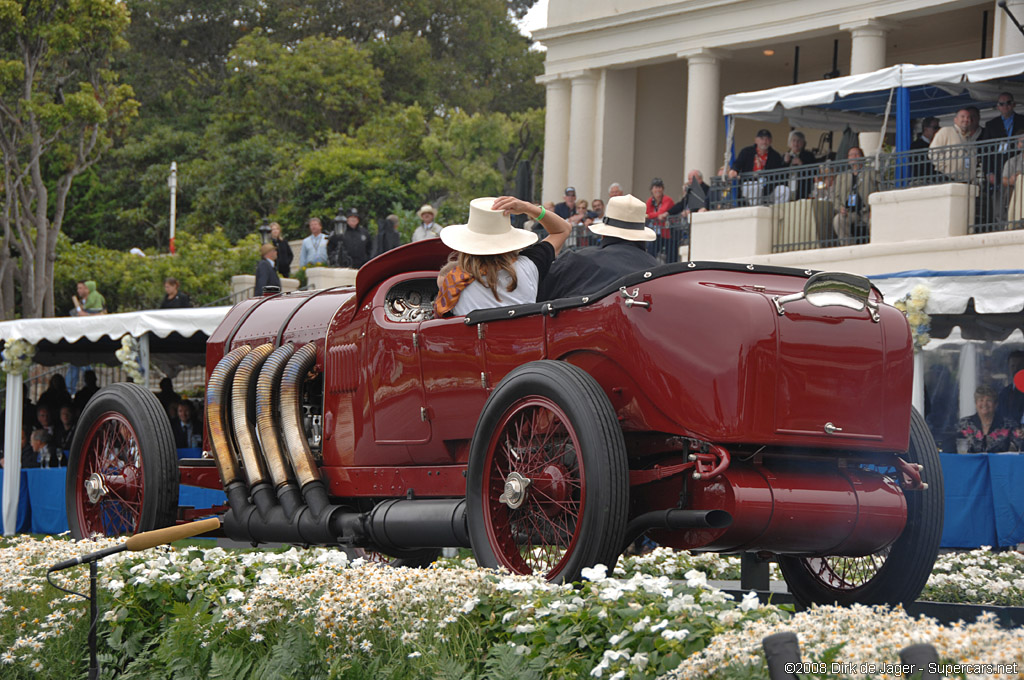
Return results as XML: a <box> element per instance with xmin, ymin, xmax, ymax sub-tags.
<box><xmin>590</xmin><ymin>198</ymin><xmax>605</xmax><ymax>221</ymax></box>
<box><xmin>412</xmin><ymin>205</ymin><xmax>441</xmax><ymax>242</ymax></box>
<box><xmin>72</xmin><ymin>370</ymin><xmax>99</xmax><ymax>414</ymax></box>
<box><xmin>645</xmin><ymin>178</ymin><xmax>675</xmax><ymax>225</ymax></box>
<box><xmin>570</xmin><ymin>199</ymin><xmax>590</xmax><ymax>227</ymax></box>
<box><xmin>607</xmin><ymin>182</ymin><xmax>624</xmax><ymax>199</ymax></box>
<box><xmin>328</xmin><ymin>208</ymin><xmax>372</xmax><ymax>269</ymax></box>
<box><xmin>782</xmin><ymin>131</ymin><xmax>818</xmax><ymax>200</ymax></box>
<box><xmin>254</xmin><ymin>243</ymin><xmax>281</xmax><ymax>295</ymax></box>
<box><xmin>38</xmin><ymin>373</ymin><xmax>73</xmax><ymax>417</ymax></box>
<box><xmin>34</xmin><ymin>404</ymin><xmax>57</xmax><ymax>438</ymax></box>
<box><xmin>155</xmin><ymin>377</ymin><xmax>180</xmax><ymax>414</ymax></box>
<box><xmin>30</xmin><ymin>429</ymin><xmax>60</xmax><ymax>467</ymax></box>
<box><xmin>159</xmin><ymin>277</ymin><xmax>192</xmax><ymax>309</ymax></box>
<box><xmin>0</xmin><ymin>427</ymin><xmax>37</xmax><ymax>470</ymax></box>
<box><xmin>982</xmin><ymin>93</ymin><xmax>1024</xmax><ymax>163</ymax></box>
<box><xmin>71</xmin><ymin>280</ymin><xmax>105</xmax><ymax>316</ymax></box>
<box><xmin>539</xmin><ymin>194</ymin><xmax>658</xmax><ymax>300</ymax></box>
<box><xmin>374</xmin><ymin>214</ymin><xmax>402</xmax><ymax>257</ymax></box>
<box><xmin>172</xmin><ymin>401</ymin><xmax>200</xmax><ymax>449</ymax></box>
<box><xmin>831</xmin><ymin>147</ymin><xmax>877</xmax><ymax>245</ymax></box>
<box><xmin>56</xmin><ymin>405</ymin><xmax>77</xmax><ymax>451</ymax></box>
<box><xmin>911</xmin><ymin>117</ymin><xmax>940</xmax><ymax>179</ymax></box>
<box><xmin>1000</xmin><ymin>136</ymin><xmax>1024</xmax><ymax>223</ymax></box>
<box><xmin>729</xmin><ymin>129</ymin><xmax>784</xmax><ymax>204</ymax></box>
<box><xmin>929</xmin><ymin>106</ymin><xmax>983</xmax><ymax>181</ymax></box>
<box><xmin>269</xmin><ymin>222</ymin><xmax>294</xmax><ymax>278</ymax></box>
<box><xmin>433</xmin><ymin>197</ymin><xmax>570</xmax><ymax>316</ymax></box>
<box><xmin>299</xmin><ymin>217</ymin><xmax>328</xmax><ymax>268</ymax></box>
<box><xmin>956</xmin><ymin>384</ymin><xmax>1023</xmax><ymax>453</ymax></box>
<box><xmin>668</xmin><ymin>170</ymin><xmax>711</xmax><ymax>219</ymax></box>
<box><xmin>554</xmin><ymin>187</ymin><xmax>577</xmax><ymax>219</ymax></box>
<box><xmin>995</xmin><ymin>350</ymin><xmax>1024</xmax><ymax>425</ymax></box>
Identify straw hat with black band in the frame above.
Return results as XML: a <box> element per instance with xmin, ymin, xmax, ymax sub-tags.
<box><xmin>588</xmin><ymin>194</ymin><xmax>656</xmax><ymax>241</ymax></box>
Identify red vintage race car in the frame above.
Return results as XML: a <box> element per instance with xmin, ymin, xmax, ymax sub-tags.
<box><xmin>66</xmin><ymin>238</ymin><xmax>943</xmax><ymax>606</ymax></box>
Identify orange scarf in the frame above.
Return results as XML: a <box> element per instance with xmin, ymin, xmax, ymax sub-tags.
<box><xmin>433</xmin><ymin>264</ymin><xmax>474</xmax><ymax>316</ymax></box>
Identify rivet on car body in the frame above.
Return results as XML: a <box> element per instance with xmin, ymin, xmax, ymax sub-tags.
<box><xmin>644</xmin><ymin>272</ymin><xmax>652</xmax><ymax>278</ymax></box>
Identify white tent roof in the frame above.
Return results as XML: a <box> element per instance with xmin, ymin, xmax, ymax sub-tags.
<box><xmin>0</xmin><ymin>307</ymin><xmax>230</xmax><ymax>344</ymax></box>
<box><xmin>722</xmin><ymin>53</ymin><xmax>1024</xmax><ymax>116</ymax></box>
<box><xmin>870</xmin><ymin>270</ymin><xmax>1024</xmax><ymax>315</ymax></box>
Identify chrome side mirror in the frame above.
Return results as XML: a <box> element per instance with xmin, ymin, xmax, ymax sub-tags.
<box><xmin>773</xmin><ymin>272</ymin><xmax>879</xmax><ymax>322</ymax></box>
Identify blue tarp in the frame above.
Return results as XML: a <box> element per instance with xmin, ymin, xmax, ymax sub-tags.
<box><xmin>940</xmin><ymin>453</ymin><xmax>1024</xmax><ymax>549</ymax></box>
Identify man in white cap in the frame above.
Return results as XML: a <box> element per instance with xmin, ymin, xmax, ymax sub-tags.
<box><xmin>412</xmin><ymin>204</ymin><xmax>441</xmax><ymax>241</ymax></box>
<box><xmin>538</xmin><ymin>194</ymin><xmax>659</xmax><ymax>301</ymax></box>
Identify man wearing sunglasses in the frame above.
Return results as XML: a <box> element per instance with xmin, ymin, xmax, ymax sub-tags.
<box><xmin>981</xmin><ymin>94</ymin><xmax>1024</xmax><ymax>225</ymax></box>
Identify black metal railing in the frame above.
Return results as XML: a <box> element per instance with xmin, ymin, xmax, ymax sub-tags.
<box><xmin>709</xmin><ymin>136</ymin><xmax>1024</xmax><ymax>253</ymax></box>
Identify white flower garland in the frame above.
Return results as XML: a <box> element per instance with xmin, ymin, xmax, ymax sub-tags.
<box><xmin>892</xmin><ymin>284</ymin><xmax>931</xmax><ymax>352</ymax></box>
<box><xmin>114</xmin><ymin>335</ymin><xmax>145</xmax><ymax>383</ymax></box>
<box><xmin>1</xmin><ymin>338</ymin><xmax>36</xmax><ymax>376</ymax></box>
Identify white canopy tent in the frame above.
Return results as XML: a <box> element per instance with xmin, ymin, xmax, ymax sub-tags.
<box><xmin>722</xmin><ymin>53</ymin><xmax>1024</xmax><ymax>162</ymax></box>
<box><xmin>870</xmin><ymin>270</ymin><xmax>1024</xmax><ymax>449</ymax></box>
<box><xmin>1</xmin><ymin>307</ymin><xmax>229</xmax><ymax>535</ymax></box>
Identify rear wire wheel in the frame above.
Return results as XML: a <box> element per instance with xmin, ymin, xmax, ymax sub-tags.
<box><xmin>778</xmin><ymin>407</ymin><xmax>944</xmax><ymax>606</ymax></box>
<box><xmin>467</xmin><ymin>361</ymin><xmax>628</xmax><ymax>583</ymax></box>
<box><xmin>66</xmin><ymin>383</ymin><xmax>178</xmax><ymax>538</ymax></box>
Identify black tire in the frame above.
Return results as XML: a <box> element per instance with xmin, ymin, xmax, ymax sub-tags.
<box><xmin>778</xmin><ymin>407</ymin><xmax>944</xmax><ymax>606</ymax></box>
<box><xmin>466</xmin><ymin>360</ymin><xmax>629</xmax><ymax>583</ymax></box>
<box><xmin>66</xmin><ymin>383</ymin><xmax>179</xmax><ymax>538</ymax></box>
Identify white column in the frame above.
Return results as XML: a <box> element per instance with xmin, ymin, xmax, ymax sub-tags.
<box><xmin>958</xmin><ymin>343</ymin><xmax>978</xmax><ymax>418</ymax></box>
<box><xmin>3</xmin><ymin>374</ymin><xmax>24</xmax><ymax>536</ymax></box>
<box><xmin>681</xmin><ymin>50</ymin><xmax>722</xmax><ymax>181</ymax></box>
<box><xmin>842</xmin><ymin>20</ymin><xmax>892</xmax><ymax>153</ymax></box>
<box><xmin>598</xmin><ymin>68</ymin><xmax>637</xmax><ymax>199</ymax></box>
<box><xmin>993</xmin><ymin>0</ymin><xmax>1024</xmax><ymax>57</ymax></box>
<box><xmin>540</xmin><ymin>76</ymin><xmax>571</xmax><ymax>204</ymax></box>
<box><xmin>568</xmin><ymin>70</ymin><xmax>599</xmax><ymax>200</ymax></box>
<box><xmin>912</xmin><ymin>352</ymin><xmax>925</xmax><ymax>416</ymax></box>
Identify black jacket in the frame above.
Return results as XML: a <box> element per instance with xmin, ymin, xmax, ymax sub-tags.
<box><xmin>538</xmin><ymin>237</ymin><xmax>659</xmax><ymax>301</ymax></box>
<box><xmin>273</xmin><ymin>237</ymin><xmax>294</xmax><ymax>278</ymax></box>
<box><xmin>667</xmin><ymin>182</ymin><xmax>711</xmax><ymax>215</ymax></box>
<box><xmin>373</xmin><ymin>225</ymin><xmax>401</xmax><ymax>258</ymax></box>
<box><xmin>328</xmin><ymin>226</ymin><xmax>373</xmax><ymax>269</ymax></box>
<box><xmin>982</xmin><ymin>113</ymin><xmax>1024</xmax><ymax>140</ymax></box>
<box><xmin>254</xmin><ymin>258</ymin><xmax>281</xmax><ymax>295</ymax></box>
<box><xmin>732</xmin><ymin>144</ymin><xmax>784</xmax><ymax>174</ymax></box>
<box><xmin>159</xmin><ymin>292</ymin><xmax>192</xmax><ymax>309</ymax></box>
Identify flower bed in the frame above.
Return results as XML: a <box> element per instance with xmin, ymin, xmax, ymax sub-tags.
<box><xmin>1</xmin><ymin>537</ymin><xmax>1022</xmax><ymax>679</ymax></box>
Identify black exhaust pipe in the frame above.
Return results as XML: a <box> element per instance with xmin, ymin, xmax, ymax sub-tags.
<box><xmin>621</xmin><ymin>509</ymin><xmax>732</xmax><ymax>553</ymax></box>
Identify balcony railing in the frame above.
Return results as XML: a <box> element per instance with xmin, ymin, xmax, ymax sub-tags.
<box><xmin>709</xmin><ymin>137</ymin><xmax>1024</xmax><ymax>253</ymax></box>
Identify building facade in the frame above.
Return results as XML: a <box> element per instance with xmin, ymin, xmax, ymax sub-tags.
<box><xmin>534</xmin><ymin>0</ymin><xmax>1024</xmax><ymax>204</ymax></box>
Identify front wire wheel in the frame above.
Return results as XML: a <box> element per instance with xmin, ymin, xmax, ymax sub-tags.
<box><xmin>66</xmin><ymin>383</ymin><xmax>178</xmax><ymax>538</ymax></box>
<box><xmin>467</xmin><ymin>361</ymin><xmax>628</xmax><ymax>583</ymax></box>
<box><xmin>778</xmin><ymin>407</ymin><xmax>944</xmax><ymax>606</ymax></box>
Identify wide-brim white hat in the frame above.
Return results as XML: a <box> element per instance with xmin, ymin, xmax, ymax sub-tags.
<box><xmin>440</xmin><ymin>197</ymin><xmax>538</xmax><ymax>255</ymax></box>
<box><xmin>588</xmin><ymin>194</ymin><xmax>656</xmax><ymax>241</ymax></box>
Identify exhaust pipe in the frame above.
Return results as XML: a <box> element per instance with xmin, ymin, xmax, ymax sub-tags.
<box><xmin>210</xmin><ymin>341</ymin><xmax>470</xmax><ymax>550</ymax></box>
<box><xmin>255</xmin><ymin>343</ymin><xmax>302</xmax><ymax>519</ymax></box>
<box><xmin>621</xmin><ymin>509</ymin><xmax>732</xmax><ymax>553</ymax></box>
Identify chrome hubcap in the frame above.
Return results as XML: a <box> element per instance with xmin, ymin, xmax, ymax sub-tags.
<box><xmin>498</xmin><ymin>471</ymin><xmax>532</xmax><ymax>509</ymax></box>
<box><xmin>85</xmin><ymin>473</ymin><xmax>108</xmax><ymax>504</ymax></box>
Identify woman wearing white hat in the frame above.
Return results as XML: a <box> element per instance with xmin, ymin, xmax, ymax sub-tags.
<box><xmin>434</xmin><ymin>196</ymin><xmax>571</xmax><ymax>316</ymax></box>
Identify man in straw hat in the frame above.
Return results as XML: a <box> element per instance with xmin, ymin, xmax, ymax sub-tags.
<box><xmin>433</xmin><ymin>196</ymin><xmax>571</xmax><ymax>317</ymax></box>
<box><xmin>254</xmin><ymin>242</ymin><xmax>281</xmax><ymax>296</ymax></box>
<box><xmin>538</xmin><ymin>194</ymin><xmax>658</xmax><ymax>301</ymax></box>
<box><xmin>412</xmin><ymin>204</ymin><xmax>442</xmax><ymax>242</ymax></box>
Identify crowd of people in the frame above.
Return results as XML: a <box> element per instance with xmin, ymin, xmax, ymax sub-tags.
<box><xmin>0</xmin><ymin>372</ymin><xmax>204</xmax><ymax>471</ymax></box>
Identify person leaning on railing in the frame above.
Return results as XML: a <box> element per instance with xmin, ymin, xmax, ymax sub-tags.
<box><xmin>929</xmin><ymin>106</ymin><xmax>982</xmax><ymax>182</ymax></box>
<box><xmin>831</xmin><ymin>147</ymin><xmax>877</xmax><ymax>245</ymax></box>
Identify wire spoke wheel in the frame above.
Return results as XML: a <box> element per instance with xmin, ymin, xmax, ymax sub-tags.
<box><xmin>778</xmin><ymin>408</ymin><xmax>943</xmax><ymax>606</ymax></box>
<box><xmin>484</xmin><ymin>397</ymin><xmax>584</xmax><ymax>576</ymax></box>
<box><xmin>67</xmin><ymin>383</ymin><xmax>178</xmax><ymax>539</ymax></box>
<box><xmin>467</xmin><ymin>361</ymin><xmax>628</xmax><ymax>584</ymax></box>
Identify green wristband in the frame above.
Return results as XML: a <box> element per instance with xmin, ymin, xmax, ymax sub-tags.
<box><xmin>537</xmin><ymin>206</ymin><xmax>546</xmax><ymax>221</ymax></box>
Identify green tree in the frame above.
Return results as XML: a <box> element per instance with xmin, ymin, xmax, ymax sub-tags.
<box><xmin>0</xmin><ymin>0</ymin><xmax>139</xmax><ymax>319</ymax></box>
